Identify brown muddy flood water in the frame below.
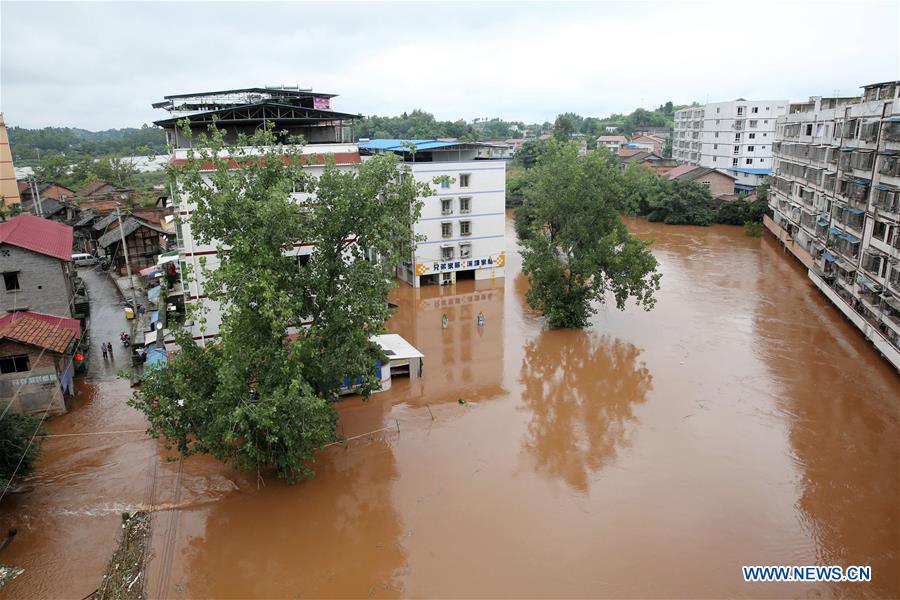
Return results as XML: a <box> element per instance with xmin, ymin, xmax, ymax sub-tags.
<box><xmin>1</xmin><ymin>213</ymin><xmax>898</xmax><ymax>599</ymax></box>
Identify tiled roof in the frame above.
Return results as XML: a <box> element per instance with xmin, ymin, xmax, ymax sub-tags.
<box><xmin>98</xmin><ymin>217</ymin><xmax>167</xmax><ymax>248</ymax></box>
<box><xmin>0</xmin><ymin>311</ymin><xmax>81</xmax><ymax>340</ymax></box>
<box><xmin>0</xmin><ymin>312</ymin><xmax>78</xmax><ymax>354</ymax></box>
<box><xmin>21</xmin><ymin>197</ymin><xmax>65</xmax><ymax>218</ymax></box>
<box><xmin>598</xmin><ymin>135</ymin><xmax>628</xmax><ymax>143</ymax></box>
<box><xmin>0</xmin><ymin>213</ymin><xmax>73</xmax><ymax>261</ymax></box>
<box><xmin>666</xmin><ymin>164</ymin><xmax>700</xmax><ymax>180</ymax></box>
<box><xmin>92</xmin><ymin>212</ymin><xmax>121</xmax><ymax>231</ymax></box>
<box><xmin>77</xmin><ymin>181</ymin><xmax>113</xmax><ymax>196</ymax></box>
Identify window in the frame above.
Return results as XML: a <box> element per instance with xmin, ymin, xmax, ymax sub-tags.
<box><xmin>441</xmin><ymin>198</ymin><xmax>453</xmax><ymax>215</ymax></box>
<box><xmin>737</xmin><ymin>106</ymin><xmax>745</xmax><ymax>116</ymax></box>
<box><xmin>0</xmin><ymin>354</ymin><xmax>29</xmax><ymax>374</ymax></box>
<box><xmin>441</xmin><ymin>246</ymin><xmax>454</xmax><ymax>260</ymax></box>
<box><xmin>749</xmin><ymin>120</ymin><xmax>758</xmax><ymax>128</ymax></box>
<box><xmin>805</xmin><ymin>123</ymin><xmax>813</xmax><ymax>136</ymax></box>
<box><xmin>733</xmin><ymin>146</ymin><xmax>739</xmax><ymax>155</ymax></box>
<box><xmin>713</xmin><ymin>157</ymin><xmax>717</xmax><ymax>162</ymax></box>
<box><xmin>459</xmin><ymin>173</ymin><xmax>470</xmax><ymax>188</ymax></box>
<box><xmin>2</xmin><ymin>272</ymin><xmax>20</xmax><ymax>292</ymax></box>
<box><xmin>701</xmin><ymin>181</ymin><xmax>711</xmax><ymax>188</ymax></box>
<box><xmin>733</xmin><ymin>158</ymin><xmax>739</xmax><ymax>167</ymax></box>
<box><xmin>748</xmin><ymin>146</ymin><xmax>755</xmax><ymax>152</ymax></box>
<box><xmin>715</xmin><ymin>132</ymin><xmax>719</xmax><ymax>138</ymax></box>
<box><xmin>716</xmin><ymin>107</ymin><xmax>721</xmax><ymax>114</ymax></box>
<box><xmin>460</xmin><ymin>221</ymin><xmax>472</xmax><ymax>236</ymax></box>
<box><xmin>459</xmin><ymin>196</ymin><xmax>471</xmax><ymax>213</ymax></box>
<box><xmin>440</xmin><ymin>179</ymin><xmax>450</xmax><ymax>189</ymax></box>
<box><xmin>734</xmin><ymin>133</ymin><xmax>741</xmax><ymax>142</ymax></box>
<box><xmin>460</xmin><ymin>243</ymin><xmax>472</xmax><ymax>259</ymax></box>
<box><xmin>746</xmin><ymin>158</ymin><xmax>754</xmax><ymax>165</ymax></box>
<box><xmin>713</xmin><ymin>144</ymin><xmax>718</xmax><ymax>150</ymax></box>
<box><xmin>715</xmin><ymin>119</ymin><xmax>720</xmax><ymax>125</ymax></box>
<box><xmin>441</xmin><ymin>222</ymin><xmax>452</xmax><ymax>238</ymax></box>
<box><xmin>749</xmin><ymin>133</ymin><xmax>756</xmax><ymax>139</ymax></box>
<box><xmin>752</xmin><ymin>107</ymin><xmax>759</xmax><ymax>114</ymax></box>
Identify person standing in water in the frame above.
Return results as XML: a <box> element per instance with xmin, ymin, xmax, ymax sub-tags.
<box><xmin>476</xmin><ymin>311</ymin><xmax>486</xmax><ymax>327</ymax></box>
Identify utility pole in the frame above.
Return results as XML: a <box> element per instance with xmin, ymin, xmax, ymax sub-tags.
<box><xmin>115</xmin><ymin>205</ymin><xmax>138</xmax><ymax>317</ymax></box>
<box><xmin>30</xmin><ymin>177</ymin><xmax>43</xmax><ymax>217</ymax></box>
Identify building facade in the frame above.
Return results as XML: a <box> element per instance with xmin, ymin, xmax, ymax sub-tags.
<box><xmin>673</xmin><ymin>99</ymin><xmax>788</xmax><ymax>188</ymax></box>
<box><xmin>360</xmin><ymin>140</ymin><xmax>506</xmax><ymax>288</ymax></box>
<box><xmin>766</xmin><ymin>81</ymin><xmax>900</xmax><ymax>370</ymax></box>
<box><xmin>0</xmin><ymin>214</ymin><xmax>75</xmax><ymax>318</ymax></box>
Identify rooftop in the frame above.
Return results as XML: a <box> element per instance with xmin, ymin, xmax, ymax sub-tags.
<box><xmin>98</xmin><ymin>217</ymin><xmax>168</xmax><ymax>248</ymax></box>
<box><xmin>0</xmin><ymin>312</ymin><xmax>79</xmax><ymax>354</ymax></box>
<box><xmin>0</xmin><ymin>213</ymin><xmax>73</xmax><ymax>261</ymax></box>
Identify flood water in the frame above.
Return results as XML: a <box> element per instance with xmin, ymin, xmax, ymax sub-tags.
<box><xmin>1</xmin><ymin>212</ymin><xmax>898</xmax><ymax>599</ymax></box>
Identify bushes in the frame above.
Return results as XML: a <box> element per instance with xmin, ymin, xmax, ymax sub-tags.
<box><xmin>0</xmin><ymin>413</ymin><xmax>42</xmax><ymax>492</ymax></box>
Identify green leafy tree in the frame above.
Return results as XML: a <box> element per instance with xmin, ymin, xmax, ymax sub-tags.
<box><xmin>517</xmin><ymin>142</ymin><xmax>661</xmax><ymax>328</ymax></box>
<box><xmin>646</xmin><ymin>179</ymin><xmax>716</xmax><ymax>225</ymax></box>
<box><xmin>0</xmin><ymin>413</ymin><xmax>42</xmax><ymax>493</ymax></box>
<box><xmin>35</xmin><ymin>154</ymin><xmax>70</xmax><ymax>184</ymax></box>
<box><xmin>552</xmin><ymin>114</ymin><xmax>577</xmax><ymax>141</ymax></box>
<box><xmin>128</xmin><ymin>123</ymin><xmax>427</xmax><ymax>482</ymax></box>
<box><xmin>515</xmin><ymin>139</ymin><xmax>548</xmax><ymax>169</ymax></box>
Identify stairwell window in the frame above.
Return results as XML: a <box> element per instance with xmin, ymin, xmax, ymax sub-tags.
<box><xmin>441</xmin><ymin>222</ymin><xmax>452</xmax><ymax>238</ymax></box>
<box><xmin>460</xmin><ymin>221</ymin><xmax>472</xmax><ymax>236</ymax></box>
<box><xmin>459</xmin><ymin>196</ymin><xmax>471</xmax><ymax>214</ymax></box>
<box><xmin>459</xmin><ymin>173</ymin><xmax>471</xmax><ymax>188</ymax></box>
<box><xmin>2</xmin><ymin>272</ymin><xmax>20</xmax><ymax>292</ymax></box>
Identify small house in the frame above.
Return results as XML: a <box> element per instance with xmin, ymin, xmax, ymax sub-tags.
<box><xmin>0</xmin><ymin>311</ymin><xmax>80</xmax><ymax>415</ymax></box>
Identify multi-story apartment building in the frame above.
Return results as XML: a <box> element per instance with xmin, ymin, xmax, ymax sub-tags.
<box><xmin>673</xmin><ymin>99</ymin><xmax>788</xmax><ymax>188</ymax></box>
<box><xmin>360</xmin><ymin>140</ymin><xmax>506</xmax><ymax>288</ymax></box>
<box><xmin>155</xmin><ymin>88</ymin><xmax>505</xmax><ymax>342</ymax></box>
<box><xmin>766</xmin><ymin>80</ymin><xmax>900</xmax><ymax>370</ymax></box>
<box><xmin>154</xmin><ymin>87</ymin><xmax>364</xmax><ymax>343</ymax></box>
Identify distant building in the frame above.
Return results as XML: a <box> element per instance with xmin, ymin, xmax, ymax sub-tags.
<box><xmin>597</xmin><ymin>135</ymin><xmax>628</xmax><ymax>153</ymax></box>
<box><xmin>18</xmin><ymin>181</ymin><xmax>76</xmax><ymax>204</ymax></box>
<box><xmin>0</xmin><ymin>311</ymin><xmax>79</xmax><ymax>415</ymax></box>
<box><xmin>629</xmin><ymin>135</ymin><xmax>665</xmax><ymax>155</ymax></box>
<box><xmin>619</xmin><ymin>151</ymin><xmax>678</xmax><ymax>175</ymax></box>
<box><xmin>766</xmin><ymin>80</ymin><xmax>900</xmax><ymax>370</ymax></box>
<box><xmin>667</xmin><ymin>164</ymin><xmax>737</xmax><ymax>199</ymax></box>
<box><xmin>360</xmin><ymin>139</ymin><xmax>506</xmax><ymax>288</ymax></box>
<box><xmin>633</xmin><ymin>127</ymin><xmax>672</xmax><ymax>140</ymax></box>
<box><xmin>0</xmin><ymin>114</ymin><xmax>21</xmax><ymax>211</ymax></box>
<box><xmin>97</xmin><ymin>216</ymin><xmax>170</xmax><ymax>276</ymax></box>
<box><xmin>0</xmin><ymin>214</ymin><xmax>75</xmax><ymax>318</ymax></box>
<box><xmin>673</xmin><ymin>99</ymin><xmax>788</xmax><ymax>187</ymax></box>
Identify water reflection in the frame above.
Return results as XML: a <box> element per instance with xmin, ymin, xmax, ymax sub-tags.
<box><xmin>175</xmin><ymin>439</ymin><xmax>406</xmax><ymax>599</ymax></box>
<box><xmin>520</xmin><ymin>330</ymin><xmax>651</xmax><ymax>492</ymax></box>
<box><xmin>753</xmin><ymin>238</ymin><xmax>900</xmax><ymax>598</ymax></box>
<box><xmin>387</xmin><ymin>281</ymin><xmax>506</xmax><ymax>407</ymax></box>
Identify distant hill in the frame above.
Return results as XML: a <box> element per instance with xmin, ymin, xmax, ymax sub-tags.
<box><xmin>8</xmin><ymin>125</ymin><xmax>167</xmax><ymax>164</ymax></box>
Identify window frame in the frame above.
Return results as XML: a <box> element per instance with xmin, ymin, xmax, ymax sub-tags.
<box><xmin>2</xmin><ymin>271</ymin><xmax>20</xmax><ymax>292</ymax></box>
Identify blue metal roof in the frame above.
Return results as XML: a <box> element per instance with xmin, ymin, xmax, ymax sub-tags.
<box><xmin>359</xmin><ymin>139</ymin><xmax>465</xmax><ymax>152</ymax></box>
<box><xmin>729</xmin><ymin>168</ymin><xmax>772</xmax><ymax>175</ymax></box>
<box><xmin>816</xmin><ymin>219</ymin><xmax>829</xmax><ymax>227</ymax></box>
<box><xmin>734</xmin><ymin>183</ymin><xmax>755</xmax><ymax>191</ymax></box>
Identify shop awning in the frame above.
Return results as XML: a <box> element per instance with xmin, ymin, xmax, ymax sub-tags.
<box><xmin>836</xmin><ymin>260</ymin><xmax>857</xmax><ymax>272</ymax></box>
<box><xmin>829</xmin><ymin>227</ymin><xmax>842</xmax><ymax>235</ymax></box>
<box><xmin>816</xmin><ymin>219</ymin><xmax>829</xmax><ymax>227</ymax></box>
<box><xmin>846</xmin><ymin>207</ymin><xmax>865</xmax><ymax>215</ymax></box>
<box><xmin>823</xmin><ymin>251</ymin><xmax>838</xmax><ymax>263</ymax></box>
<box><xmin>157</xmin><ymin>251</ymin><xmax>180</xmax><ymax>266</ymax></box>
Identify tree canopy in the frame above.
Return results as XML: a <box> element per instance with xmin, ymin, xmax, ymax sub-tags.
<box><xmin>128</xmin><ymin>123</ymin><xmax>427</xmax><ymax>483</ymax></box>
<box><xmin>516</xmin><ymin>142</ymin><xmax>661</xmax><ymax>328</ymax></box>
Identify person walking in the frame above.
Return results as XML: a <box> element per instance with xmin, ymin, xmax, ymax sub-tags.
<box><xmin>101</xmin><ymin>343</ymin><xmax>108</xmax><ymax>360</ymax></box>
<box><xmin>106</xmin><ymin>341</ymin><xmax>113</xmax><ymax>357</ymax></box>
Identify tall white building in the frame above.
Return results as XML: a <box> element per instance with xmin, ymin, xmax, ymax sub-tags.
<box><xmin>766</xmin><ymin>81</ymin><xmax>900</xmax><ymax>370</ymax></box>
<box><xmin>360</xmin><ymin>140</ymin><xmax>506</xmax><ymax>288</ymax></box>
<box><xmin>673</xmin><ymin>99</ymin><xmax>788</xmax><ymax>188</ymax></box>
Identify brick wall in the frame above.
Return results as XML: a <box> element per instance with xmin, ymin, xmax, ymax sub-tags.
<box><xmin>0</xmin><ymin>245</ymin><xmax>74</xmax><ymax>317</ymax></box>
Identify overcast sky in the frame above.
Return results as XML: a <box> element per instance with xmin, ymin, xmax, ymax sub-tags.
<box><xmin>1</xmin><ymin>1</ymin><xmax>898</xmax><ymax>130</ymax></box>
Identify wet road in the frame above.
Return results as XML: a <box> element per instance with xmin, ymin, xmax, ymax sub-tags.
<box><xmin>1</xmin><ymin>214</ymin><xmax>898</xmax><ymax>598</ymax></box>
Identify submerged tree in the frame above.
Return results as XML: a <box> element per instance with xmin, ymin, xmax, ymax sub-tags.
<box><xmin>0</xmin><ymin>413</ymin><xmax>41</xmax><ymax>494</ymax></box>
<box><xmin>517</xmin><ymin>142</ymin><xmax>660</xmax><ymax>328</ymax></box>
<box><xmin>128</xmin><ymin>123</ymin><xmax>427</xmax><ymax>482</ymax></box>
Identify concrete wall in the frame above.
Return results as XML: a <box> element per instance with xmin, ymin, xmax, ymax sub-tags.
<box><xmin>406</xmin><ymin>160</ymin><xmax>506</xmax><ymax>287</ymax></box>
<box><xmin>0</xmin><ymin>340</ymin><xmax>68</xmax><ymax>415</ymax></box>
<box><xmin>0</xmin><ymin>244</ymin><xmax>73</xmax><ymax>317</ymax></box>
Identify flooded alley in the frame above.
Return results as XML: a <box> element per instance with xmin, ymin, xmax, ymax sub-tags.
<box><xmin>1</xmin><ymin>214</ymin><xmax>898</xmax><ymax>599</ymax></box>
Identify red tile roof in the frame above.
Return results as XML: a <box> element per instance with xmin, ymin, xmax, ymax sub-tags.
<box><xmin>617</xmin><ymin>148</ymin><xmax>645</xmax><ymax>157</ymax></box>
<box><xmin>0</xmin><ymin>311</ymin><xmax>81</xmax><ymax>340</ymax></box>
<box><xmin>0</xmin><ymin>213</ymin><xmax>73</xmax><ymax>261</ymax></box>
<box><xmin>0</xmin><ymin>312</ymin><xmax>78</xmax><ymax>354</ymax></box>
<box><xmin>666</xmin><ymin>164</ymin><xmax>700</xmax><ymax>180</ymax></box>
